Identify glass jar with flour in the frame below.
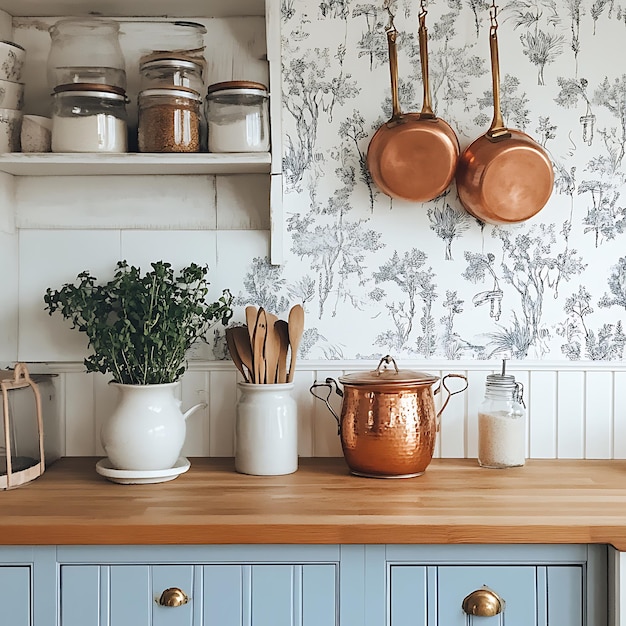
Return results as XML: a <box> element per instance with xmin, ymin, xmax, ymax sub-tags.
<box><xmin>205</xmin><ymin>81</ymin><xmax>269</xmax><ymax>152</ymax></box>
<box><xmin>477</xmin><ymin>361</ymin><xmax>526</xmax><ymax>469</ymax></box>
<box><xmin>51</xmin><ymin>83</ymin><xmax>128</xmax><ymax>153</ymax></box>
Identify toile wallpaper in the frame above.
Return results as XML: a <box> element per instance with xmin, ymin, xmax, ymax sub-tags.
<box><xmin>232</xmin><ymin>0</ymin><xmax>626</xmax><ymax>362</ymax></box>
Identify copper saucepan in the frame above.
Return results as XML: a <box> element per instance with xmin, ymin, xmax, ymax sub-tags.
<box><xmin>455</xmin><ymin>8</ymin><xmax>554</xmax><ymax>224</ymax></box>
<box><xmin>366</xmin><ymin>9</ymin><xmax>459</xmax><ymax>203</ymax></box>
<box><xmin>310</xmin><ymin>355</ymin><xmax>468</xmax><ymax>478</ymax></box>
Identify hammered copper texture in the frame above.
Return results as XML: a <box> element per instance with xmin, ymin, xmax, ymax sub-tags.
<box><xmin>340</xmin><ymin>385</ymin><xmax>437</xmax><ymax>477</ymax></box>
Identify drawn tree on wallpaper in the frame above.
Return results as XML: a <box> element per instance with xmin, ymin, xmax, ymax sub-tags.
<box><xmin>590</xmin><ymin>0</ymin><xmax>613</xmax><ymax>34</ymax></box>
<box><xmin>371</xmin><ymin>249</ymin><xmax>438</xmax><ymax>356</ymax></box>
<box><xmin>474</xmin><ymin>74</ymin><xmax>531</xmax><ymax>130</ymax></box>
<box><xmin>491</xmin><ymin>226</ymin><xmax>584</xmax><ymax>357</ymax></box>
<box><xmin>558</xmin><ymin>285</ymin><xmax>626</xmax><ymax>359</ymax></box>
<box><xmin>352</xmin><ymin>4</ymin><xmax>390</xmax><ymax>70</ymax></box>
<box><xmin>459</xmin><ymin>0</ymin><xmax>491</xmax><ymax>39</ymax></box>
<box><xmin>462</xmin><ymin>251</ymin><xmax>504</xmax><ymax>323</ymax></box>
<box><xmin>505</xmin><ymin>0</ymin><xmax>564</xmax><ymax>85</ymax></box>
<box><xmin>287</xmin><ymin>275</ymin><xmax>317</xmax><ymax>307</ymax></box>
<box><xmin>564</xmin><ymin>0</ymin><xmax>583</xmax><ymax>74</ymax></box>
<box><xmin>428</xmin><ymin>196</ymin><xmax>472</xmax><ymax>260</ymax></box>
<box><xmin>289</xmin><ymin>175</ymin><xmax>384</xmax><ymax>319</ymax></box>
<box><xmin>556</xmin><ymin>77</ymin><xmax>595</xmax><ymax>145</ymax></box>
<box><xmin>552</xmin><ymin>163</ymin><xmax>578</xmax><ymax>298</ymax></box>
<box><xmin>599</xmin><ymin>257</ymin><xmax>626</xmax><ymax>310</ymax></box>
<box><xmin>283</xmin><ymin>47</ymin><xmax>359</xmax><ymax>189</ymax></box>
<box><xmin>235</xmin><ymin>256</ymin><xmax>291</xmax><ymax>315</ymax></box>
<box><xmin>281</xmin><ymin>0</ymin><xmax>296</xmax><ymax>20</ymax></box>
<box><xmin>593</xmin><ymin>76</ymin><xmax>626</xmax><ymax>171</ymax></box>
<box><xmin>441</xmin><ymin>290</ymin><xmax>475</xmax><ymax>360</ymax></box>
<box><xmin>319</xmin><ymin>0</ymin><xmax>350</xmax><ymax>18</ymax></box>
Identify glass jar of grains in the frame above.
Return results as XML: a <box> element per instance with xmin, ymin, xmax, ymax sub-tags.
<box><xmin>137</xmin><ymin>87</ymin><xmax>201</xmax><ymax>153</ymax></box>
<box><xmin>477</xmin><ymin>361</ymin><xmax>526</xmax><ymax>469</ymax></box>
<box><xmin>205</xmin><ymin>80</ymin><xmax>269</xmax><ymax>153</ymax></box>
<box><xmin>139</xmin><ymin>54</ymin><xmax>205</xmax><ymax>93</ymax></box>
<box><xmin>51</xmin><ymin>83</ymin><xmax>128</xmax><ymax>153</ymax></box>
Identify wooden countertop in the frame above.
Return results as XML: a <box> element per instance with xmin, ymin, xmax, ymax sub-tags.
<box><xmin>3</xmin><ymin>457</ymin><xmax>626</xmax><ymax>548</ymax></box>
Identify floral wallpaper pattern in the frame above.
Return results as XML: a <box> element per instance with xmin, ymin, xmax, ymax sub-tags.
<box><xmin>241</xmin><ymin>0</ymin><xmax>626</xmax><ymax>361</ymax></box>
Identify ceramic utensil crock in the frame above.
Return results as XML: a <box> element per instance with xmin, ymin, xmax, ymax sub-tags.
<box><xmin>310</xmin><ymin>355</ymin><xmax>468</xmax><ymax>478</ymax></box>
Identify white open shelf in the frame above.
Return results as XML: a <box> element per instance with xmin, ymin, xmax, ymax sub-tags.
<box><xmin>0</xmin><ymin>152</ymin><xmax>272</xmax><ymax>176</ymax></box>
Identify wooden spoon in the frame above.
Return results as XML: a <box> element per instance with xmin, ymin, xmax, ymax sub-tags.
<box><xmin>225</xmin><ymin>327</ymin><xmax>249</xmax><ymax>382</ymax></box>
<box><xmin>252</xmin><ymin>307</ymin><xmax>268</xmax><ymax>384</ymax></box>
<box><xmin>232</xmin><ymin>326</ymin><xmax>253</xmax><ymax>382</ymax></box>
<box><xmin>287</xmin><ymin>304</ymin><xmax>305</xmax><ymax>383</ymax></box>
<box><xmin>264</xmin><ymin>311</ymin><xmax>280</xmax><ymax>384</ymax></box>
<box><xmin>245</xmin><ymin>305</ymin><xmax>258</xmax><ymax>379</ymax></box>
<box><xmin>274</xmin><ymin>319</ymin><xmax>290</xmax><ymax>384</ymax></box>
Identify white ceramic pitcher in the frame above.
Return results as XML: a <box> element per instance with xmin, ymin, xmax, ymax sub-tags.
<box><xmin>101</xmin><ymin>382</ymin><xmax>205</xmax><ymax>471</ymax></box>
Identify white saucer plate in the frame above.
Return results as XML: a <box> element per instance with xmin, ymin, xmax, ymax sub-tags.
<box><xmin>95</xmin><ymin>457</ymin><xmax>191</xmax><ymax>484</ymax></box>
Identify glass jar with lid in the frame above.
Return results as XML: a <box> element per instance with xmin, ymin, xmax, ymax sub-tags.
<box><xmin>47</xmin><ymin>18</ymin><xmax>126</xmax><ymax>90</ymax></box>
<box><xmin>205</xmin><ymin>81</ymin><xmax>270</xmax><ymax>153</ymax></box>
<box><xmin>137</xmin><ymin>87</ymin><xmax>201</xmax><ymax>153</ymax></box>
<box><xmin>139</xmin><ymin>53</ymin><xmax>205</xmax><ymax>93</ymax></box>
<box><xmin>477</xmin><ymin>361</ymin><xmax>526</xmax><ymax>469</ymax></box>
<box><xmin>51</xmin><ymin>83</ymin><xmax>128</xmax><ymax>153</ymax></box>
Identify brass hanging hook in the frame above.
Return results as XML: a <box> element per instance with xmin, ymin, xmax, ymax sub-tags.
<box><xmin>489</xmin><ymin>2</ymin><xmax>499</xmax><ymax>35</ymax></box>
<box><xmin>383</xmin><ymin>0</ymin><xmax>396</xmax><ymax>31</ymax></box>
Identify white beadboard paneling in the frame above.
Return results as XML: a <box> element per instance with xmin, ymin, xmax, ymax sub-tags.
<box><xmin>529</xmin><ymin>370</ymin><xmax>557</xmax><ymax>459</ymax></box>
<box><xmin>181</xmin><ymin>371</ymin><xmax>209</xmax><ymax>458</ymax></box>
<box><xmin>0</xmin><ymin>230</ymin><xmax>17</xmax><ymax>362</ymax></box>
<box><xmin>0</xmin><ymin>171</ymin><xmax>15</xmax><ymax>233</ymax></box>
<box><xmin>465</xmin><ymin>369</ymin><xmax>489</xmax><ymax>459</ymax></box>
<box><xmin>310</xmin><ymin>369</ymin><xmax>344</xmax><ymax>458</ymax></box>
<box><xmin>64</xmin><ymin>371</ymin><xmax>96</xmax><ymax>456</ymax></box>
<box><xmin>557</xmin><ymin>371</ymin><xmax>585</xmax><ymax>459</ymax></box>
<box><xmin>508</xmin><ymin>368</ymin><xmax>530</xmax><ymax>458</ymax></box>
<box><xmin>438</xmin><ymin>370</ymin><xmax>468</xmax><ymax>460</ymax></box>
<box><xmin>18</xmin><ymin>229</ymin><xmax>121</xmax><ymax>361</ymax></box>
<box><xmin>614</xmin><ymin>372</ymin><xmax>626</xmax><ymax>459</ymax></box>
<box><xmin>94</xmin><ymin>375</ymin><xmax>117</xmax><ymax>457</ymax></box>
<box><xmin>208</xmin><ymin>369</ymin><xmax>238</xmax><ymax>456</ymax></box>
<box><xmin>585</xmin><ymin>371</ymin><xmax>613</xmax><ymax>459</ymax></box>
<box><xmin>16</xmin><ymin>176</ymin><xmax>218</xmax><ymax>230</ymax></box>
<box><xmin>291</xmin><ymin>369</ymin><xmax>315</xmax><ymax>458</ymax></box>
<box><xmin>216</xmin><ymin>175</ymin><xmax>270</xmax><ymax>230</ymax></box>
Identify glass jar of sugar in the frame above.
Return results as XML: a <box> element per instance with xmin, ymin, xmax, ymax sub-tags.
<box><xmin>51</xmin><ymin>83</ymin><xmax>128</xmax><ymax>153</ymax></box>
<box><xmin>477</xmin><ymin>362</ymin><xmax>526</xmax><ymax>469</ymax></box>
<box><xmin>205</xmin><ymin>81</ymin><xmax>269</xmax><ymax>152</ymax></box>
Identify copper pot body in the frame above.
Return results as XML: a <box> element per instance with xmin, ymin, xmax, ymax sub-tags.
<box><xmin>367</xmin><ymin>17</ymin><xmax>459</xmax><ymax>203</ymax></box>
<box><xmin>339</xmin><ymin>381</ymin><xmax>439</xmax><ymax>478</ymax></box>
<box><xmin>455</xmin><ymin>25</ymin><xmax>554</xmax><ymax>224</ymax></box>
<box><xmin>310</xmin><ymin>357</ymin><xmax>468</xmax><ymax>478</ymax></box>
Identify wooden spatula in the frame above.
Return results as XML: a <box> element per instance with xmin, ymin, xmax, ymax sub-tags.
<box><xmin>225</xmin><ymin>327</ymin><xmax>249</xmax><ymax>382</ymax></box>
<box><xmin>252</xmin><ymin>307</ymin><xmax>268</xmax><ymax>384</ymax></box>
<box><xmin>287</xmin><ymin>304</ymin><xmax>304</xmax><ymax>383</ymax></box>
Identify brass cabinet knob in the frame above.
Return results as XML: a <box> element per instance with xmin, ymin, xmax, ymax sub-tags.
<box><xmin>158</xmin><ymin>587</ymin><xmax>190</xmax><ymax>607</ymax></box>
<box><xmin>462</xmin><ymin>586</ymin><xmax>505</xmax><ymax>616</ymax></box>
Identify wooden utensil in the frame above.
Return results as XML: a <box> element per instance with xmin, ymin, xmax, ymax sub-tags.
<box><xmin>275</xmin><ymin>319</ymin><xmax>290</xmax><ymax>384</ymax></box>
<box><xmin>252</xmin><ymin>307</ymin><xmax>268</xmax><ymax>384</ymax></box>
<box><xmin>264</xmin><ymin>311</ymin><xmax>280</xmax><ymax>384</ymax></box>
<box><xmin>245</xmin><ymin>305</ymin><xmax>258</xmax><ymax>379</ymax></box>
<box><xmin>232</xmin><ymin>326</ymin><xmax>254</xmax><ymax>382</ymax></box>
<box><xmin>287</xmin><ymin>304</ymin><xmax>304</xmax><ymax>383</ymax></box>
<box><xmin>225</xmin><ymin>328</ymin><xmax>249</xmax><ymax>382</ymax></box>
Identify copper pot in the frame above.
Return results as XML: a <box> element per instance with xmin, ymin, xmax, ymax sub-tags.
<box><xmin>310</xmin><ymin>356</ymin><xmax>468</xmax><ymax>478</ymax></box>
<box><xmin>455</xmin><ymin>7</ymin><xmax>554</xmax><ymax>224</ymax></box>
<box><xmin>366</xmin><ymin>10</ymin><xmax>459</xmax><ymax>203</ymax></box>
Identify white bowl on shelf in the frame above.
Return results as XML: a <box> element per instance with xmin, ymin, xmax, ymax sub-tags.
<box><xmin>0</xmin><ymin>107</ymin><xmax>22</xmax><ymax>152</ymax></box>
<box><xmin>0</xmin><ymin>41</ymin><xmax>25</xmax><ymax>82</ymax></box>
<box><xmin>20</xmin><ymin>115</ymin><xmax>52</xmax><ymax>152</ymax></box>
<box><xmin>0</xmin><ymin>78</ymin><xmax>24</xmax><ymax>110</ymax></box>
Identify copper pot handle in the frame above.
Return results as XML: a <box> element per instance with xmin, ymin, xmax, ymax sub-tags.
<box><xmin>310</xmin><ymin>378</ymin><xmax>343</xmax><ymax>434</ymax></box>
<box><xmin>486</xmin><ymin>5</ymin><xmax>511</xmax><ymax>140</ymax></box>
<box><xmin>434</xmin><ymin>373</ymin><xmax>469</xmax><ymax>429</ymax></box>
<box><xmin>417</xmin><ymin>9</ymin><xmax>435</xmax><ymax>119</ymax></box>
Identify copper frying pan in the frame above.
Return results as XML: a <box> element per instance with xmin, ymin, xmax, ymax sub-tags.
<box><xmin>367</xmin><ymin>8</ymin><xmax>459</xmax><ymax>202</ymax></box>
<box><xmin>455</xmin><ymin>7</ymin><xmax>554</xmax><ymax>224</ymax></box>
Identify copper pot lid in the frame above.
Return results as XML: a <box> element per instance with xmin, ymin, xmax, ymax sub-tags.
<box><xmin>338</xmin><ymin>355</ymin><xmax>439</xmax><ymax>386</ymax></box>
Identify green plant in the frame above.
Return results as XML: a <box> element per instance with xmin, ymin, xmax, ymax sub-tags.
<box><xmin>44</xmin><ymin>260</ymin><xmax>233</xmax><ymax>385</ymax></box>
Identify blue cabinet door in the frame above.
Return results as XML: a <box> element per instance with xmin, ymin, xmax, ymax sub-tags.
<box><xmin>0</xmin><ymin>566</ymin><xmax>31</xmax><ymax>626</ymax></box>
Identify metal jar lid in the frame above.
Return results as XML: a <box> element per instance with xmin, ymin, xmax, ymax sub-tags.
<box><xmin>207</xmin><ymin>80</ymin><xmax>268</xmax><ymax>98</ymax></box>
<box><xmin>52</xmin><ymin>83</ymin><xmax>127</xmax><ymax>101</ymax></box>
<box><xmin>139</xmin><ymin>56</ymin><xmax>205</xmax><ymax>72</ymax></box>
<box><xmin>138</xmin><ymin>86</ymin><xmax>202</xmax><ymax>101</ymax></box>
<box><xmin>338</xmin><ymin>355</ymin><xmax>440</xmax><ymax>387</ymax></box>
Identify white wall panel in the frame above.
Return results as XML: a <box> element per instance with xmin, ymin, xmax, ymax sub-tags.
<box><xmin>63</xmin><ymin>371</ymin><xmax>96</xmax><ymax>456</ymax></box>
<box><xmin>438</xmin><ymin>369</ymin><xmax>467</xmax><ymax>460</ymax></box>
<box><xmin>208</xmin><ymin>369</ymin><xmax>238</xmax><ymax>457</ymax></box>
<box><xmin>529</xmin><ymin>370</ymin><xmax>557</xmax><ymax>459</ymax></box>
<box><xmin>557</xmin><ymin>371</ymin><xmax>585</xmax><ymax>458</ymax></box>
<box><xmin>310</xmin><ymin>369</ymin><xmax>344</xmax><ymax>458</ymax></box>
<box><xmin>613</xmin><ymin>372</ymin><xmax>626</xmax><ymax>459</ymax></box>
<box><xmin>585</xmin><ymin>371</ymin><xmax>613</xmax><ymax>459</ymax></box>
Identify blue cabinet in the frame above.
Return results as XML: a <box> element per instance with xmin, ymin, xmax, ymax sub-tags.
<box><xmin>0</xmin><ymin>565</ymin><xmax>31</xmax><ymax>626</ymax></box>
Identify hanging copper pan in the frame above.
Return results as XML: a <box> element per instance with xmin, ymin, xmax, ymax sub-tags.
<box><xmin>366</xmin><ymin>8</ymin><xmax>459</xmax><ymax>202</ymax></box>
<box><xmin>455</xmin><ymin>8</ymin><xmax>554</xmax><ymax>224</ymax></box>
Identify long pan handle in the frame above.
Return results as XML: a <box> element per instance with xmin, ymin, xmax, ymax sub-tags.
<box><xmin>418</xmin><ymin>11</ymin><xmax>435</xmax><ymax>119</ymax></box>
<box><xmin>386</xmin><ymin>27</ymin><xmax>402</xmax><ymax>120</ymax></box>
<box><xmin>487</xmin><ymin>25</ymin><xmax>511</xmax><ymax>140</ymax></box>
